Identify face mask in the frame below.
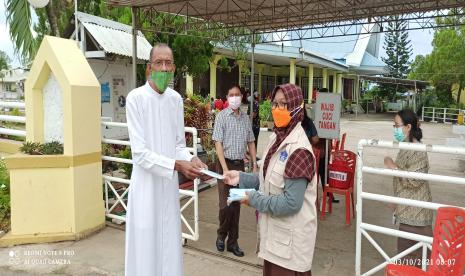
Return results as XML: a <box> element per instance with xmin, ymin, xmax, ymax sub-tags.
<box><xmin>247</xmin><ymin>96</ymin><xmax>252</xmax><ymax>102</ymax></box>
<box><xmin>272</xmin><ymin>104</ymin><xmax>302</xmax><ymax>128</ymax></box>
<box><xmin>228</xmin><ymin>96</ymin><xmax>242</xmax><ymax>110</ymax></box>
<box><xmin>151</xmin><ymin>71</ymin><xmax>173</xmax><ymax>93</ymax></box>
<box><xmin>393</xmin><ymin>127</ymin><xmax>405</xmax><ymax>142</ymax></box>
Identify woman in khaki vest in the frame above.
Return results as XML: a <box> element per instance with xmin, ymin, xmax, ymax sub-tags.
<box><xmin>224</xmin><ymin>83</ymin><xmax>318</xmax><ymax>276</ymax></box>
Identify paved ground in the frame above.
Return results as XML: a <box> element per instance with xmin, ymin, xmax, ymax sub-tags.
<box><xmin>1</xmin><ymin>113</ymin><xmax>464</xmax><ymax>275</ymax></box>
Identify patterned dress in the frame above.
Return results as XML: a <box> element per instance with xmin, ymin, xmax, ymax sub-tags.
<box><xmin>393</xmin><ymin>149</ymin><xmax>433</xmax><ymax>226</ymax></box>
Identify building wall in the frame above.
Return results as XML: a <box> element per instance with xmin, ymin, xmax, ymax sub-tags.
<box><xmin>215</xmin><ymin>58</ymin><xmax>239</xmax><ymax>100</ymax></box>
<box><xmin>88</xmin><ymin>59</ymin><xmax>134</xmax><ymax>139</ymax></box>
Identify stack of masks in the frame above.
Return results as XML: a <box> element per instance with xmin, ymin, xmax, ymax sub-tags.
<box><xmin>227</xmin><ymin>188</ymin><xmax>255</xmax><ymax>205</ymax></box>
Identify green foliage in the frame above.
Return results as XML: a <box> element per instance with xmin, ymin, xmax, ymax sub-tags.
<box><xmin>40</xmin><ymin>141</ymin><xmax>64</xmax><ymax>155</ymax></box>
<box><xmin>19</xmin><ymin>141</ymin><xmax>42</xmax><ymax>155</ymax></box>
<box><xmin>117</xmin><ymin>146</ymin><xmax>132</xmax><ymax>179</ymax></box>
<box><xmin>172</xmin><ymin>35</ymin><xmax>214</xmax><ymax>78</ymax></box>
<box><xmin>19</xmin><ymin>141</ymin><xmax>63</xmax><ymax>155</ymax></box>
<box><xmin>101</xmin><ymin>143</ymin><xmax>119</xmax><ymax>173</ymax></box>
<box><xmin>382</xmin><ymin>16</ymin><xmax>412</xmax><ymax>79</ymax></box>
<box><xmin>408</xmin><ymin>9</ymin><xmax>465</xmax><ymax>104</ymax></box>
<box><xmin>217</xmin><ymin>57</ymin><xmax>232</xmax><ymax>73</ymax></box>
<box><xmin>0</xmin><ymin>159</ymin><xmax>10</xmax><ymax>232</ymax></box>
<box><xmin>5</xmin><ymin>0</ymin><xmax>37</xmax><ymax>63</ymax></box>
<box><xmin>10</xmin><ymin>108</ymin><xmax>21</xmax><ymax>117</ymax></box>
<box><xmin>183</xmin><ymin>94</ymin><xmax>214</xmax><ymax>160</ymax></box>
<box><xmin>259</xmin><ymin>100</ymin><xmax>272</xmax><ymax>122</ymax></box>
<box><xmin>0</xmin><ymin>51</ymin><xmax>11</xmax><ymax>71</ymax></box>
<box><xmin>380</xmin><ymin>15</ymin><xmax>412</xmax><ymax>99</ymax></box>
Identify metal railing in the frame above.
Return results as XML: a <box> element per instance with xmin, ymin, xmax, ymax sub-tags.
<box><xmin>355</xmin><ymin>139</ymin><xmax>465</xmax><ymax>276</ymax></box>
<box><xmin>421</xmin><ymin>106</ymin><xmax>465</xmax><ymax>124</ymax></box>
<box><xmin>0</xmin><ymin>101</ymin><xmax>26</xmax><ymax>138</ymax></box>
<box><xmin>101</xmin><ymin>120</ymin><xmax>201</xmax><ymax>241</ymax></box>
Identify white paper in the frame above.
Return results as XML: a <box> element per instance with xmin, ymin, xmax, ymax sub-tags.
<box><xmin>200</xmin><ymin>169</ymin><xmax>225</xmax><ymax>179</ymax></box>
<box><xmin>227</xmin><ymin>188</ymin><xmax>255</xmax><ymax>205</ymax></box>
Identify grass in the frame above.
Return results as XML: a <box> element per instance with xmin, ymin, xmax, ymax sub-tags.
<box><xmin>0</xmin><ymin>160</ymin><xmax>10</xmax><ymax>232</ymax></box>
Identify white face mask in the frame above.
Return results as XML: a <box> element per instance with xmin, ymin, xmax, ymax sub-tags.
<box><xmin>228</xmin><ymin>96</ymin><xmax>242</xmax><ymax>110</ymax></box>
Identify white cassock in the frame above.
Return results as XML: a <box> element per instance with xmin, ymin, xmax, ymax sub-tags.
<box><xmin>125</xmin><ymin>82</ymin><xmax>193</xmax><ymax>276</ymax></box>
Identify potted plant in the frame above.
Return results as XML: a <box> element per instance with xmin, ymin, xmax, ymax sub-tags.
<box><xmin>182</xmin><ymin>94</ymin><xmax>215</xmax><ymax>183</ymax></box>
<box><xmin>19</xmin><ymin>141</ymin><xmax>64</xmax><ymax>155</ymax></box>
<box><xmin>259</xmin><ymin>100</ymin><xmax>273</xmax><ymax>129</ymax></box>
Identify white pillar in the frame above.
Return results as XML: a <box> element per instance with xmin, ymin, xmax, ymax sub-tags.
<box><xmin>322</xmin><ymin>68</ymin><xmax>328</xmax><ymax>89</ymax></box>
<box><xmin>332</xmin><ymin>71</ymin><xmax>337</xmax><ymax>93</ymax></box>
<box><xmin>290</xmin><ymin>59</ymin><xmax>296</xmax><ymax>84</ymax></box>
<box><xmin>308</xmin><ymin>64</ymin><xmax>314</xmax><ymax>103</ymax></box>
<box><xmin>186</xmin><ymin>74</ymin><xmax>193</xmax><ymax>96</ymax></box>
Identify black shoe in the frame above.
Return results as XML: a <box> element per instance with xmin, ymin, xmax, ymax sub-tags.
<box><xmin>216</xmin><ymin>238</ymin><xmax>225</xmax><ymax>252</ymax></box>
<box><xmin>332</xmin><ymin>198</ymin><xmax>340</xmax><ymax>203</ymax></box>
<box><xmin>227</xmin><ymin>245</ymin><xmax>244</xmax><ymax>257</ymax></box>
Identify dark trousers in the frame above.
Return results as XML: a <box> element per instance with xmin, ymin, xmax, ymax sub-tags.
<box><xmin>216</xmin><ymin>159</ymin><xmax>244</xmax><ymax>248</ymax></box>
<box><xmin>397</xmin><ymin>223</ymin><xmax>433</xmax><ymax>268</ymax></box>
<box><xmin>263</xmin><ymin>260</ymin><xmax>312</xmax><ymax>276</ymax></box>
<box><xmin>320</xmin><ymin>157</ymin><xmax>336</xmax><ymax>200</ymax></box>
<box><xmin>253</xmin><ymin>127</ymin><xmax>260</xmax><ymax>149</ymax></box>
<box><xmin>319</xmin><ymin>158</ymin><xmax>326</xmax><ymax>190</ymax></box>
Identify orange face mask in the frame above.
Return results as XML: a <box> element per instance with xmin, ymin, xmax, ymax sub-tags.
<box><xmin>271</xmin><ymin>104</ymin><xmax>303</xmax><ymax>128</ymax></box>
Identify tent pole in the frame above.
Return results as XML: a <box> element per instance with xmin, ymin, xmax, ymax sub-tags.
<box><xmin>132</xmin><ymin>7</ymin><xmax>138</xmax><ymax>89</ymax></box>
<box><xmin>250</xmin><ymin>32</ymin><xmax>255</xmax><ymax>121</ymax></box>
<box><xmin>356</xmin><ymin>75</ymin><xmax>359</xmax><ymax>119</ymax></box>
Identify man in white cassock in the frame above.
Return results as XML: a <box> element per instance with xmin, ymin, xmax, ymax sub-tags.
<box><xmin>125</xmin><ymin>43</ymin><xmax>207</xmax><ymax>276</ymax></box>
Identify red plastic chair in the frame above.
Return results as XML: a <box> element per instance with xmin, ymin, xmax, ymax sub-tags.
<box><xmin>321</xmin><ymin>150</ymin><xmax>356</xmax><ymax>225</ymax></box>
<box><xmin>339</xmin><ymin>133</ymin><xmax>347</xmax><ymax>150</ymax></box>
<box><xmin>385</xmin><ymin>207</ymin><xmax>465</xmax><ymax>276</ymax></box>
<box><xmin>330</xmin><ymin>133</ymin><xmax>347</xmax><ymax>162</ymax></box>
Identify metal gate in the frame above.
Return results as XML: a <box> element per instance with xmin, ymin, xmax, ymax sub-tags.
<box><xmin>101</xmin><ymin>121</ymin><xmax>200</xmax><ymax>241</ymax></box>
<box><xmin>355</xmin><ymin>139</ymin><xmax>465</xmax><ymax>275</ymax></box>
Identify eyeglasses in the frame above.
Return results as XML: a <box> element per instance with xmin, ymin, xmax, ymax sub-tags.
<box><xmin>272</xmin><ymin>102</ymin><xmax>288</xmax><ymax>110</ymax></box>
<box><xmin>149</xmin><ymin>60</ymin><xmax>174</xmax><ymax>68</ymax></box>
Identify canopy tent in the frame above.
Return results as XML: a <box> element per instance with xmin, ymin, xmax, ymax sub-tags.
<box><xmin>108</xmin><ymin>0</ymin><xmax>465</xmax><ymax>35</ymax></box>
<box><xmin>358</xmin><ymin>75</ymin><xmax>430</xmax><ymax>113</ymax></box>
<box><xmin>359</xmin><ymin>75</ymin><xmax>429</xmax><ymax>90</ymax></box>
<box><xmin>105</xmin><ymin>0</ymin><xmax>464</xmax><ymax>118</ymax></box>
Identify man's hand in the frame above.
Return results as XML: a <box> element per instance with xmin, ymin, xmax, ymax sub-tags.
<box><xmin>191</xmin><ymin>156</ymin><xmax>208</xmax><ymax>169</ymax></box>
<box><xmin>175</xmin><ymin>160</ymin><xmax>202</xmax><ymax>180</ymax></box>
<box><xmin>223</xmin><ymin>170</ymin><xmax>240</xmax><ymax>186</ymax></box>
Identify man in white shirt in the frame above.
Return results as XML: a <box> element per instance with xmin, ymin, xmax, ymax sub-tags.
<box><xmin>125</xmin><ymin>43</ymin><xmax>206</xmax><ymax>276</ymax></box>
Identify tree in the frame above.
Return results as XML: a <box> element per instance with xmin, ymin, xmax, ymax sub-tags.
<box><xmin>379</xmin><ymin>16</ymin><xmax>413</xmax><ymax>101</ymax></box>
<box><xmin>0</xmin><ymin>51</ymin><xmax>11</xmax><ymax>71</ymax></box>
<box><xmin>408</xmin><ymin>9</ymin><xmax>465</xmax><ymax>104</ymax></box>
<box><xmin>382</xmin><ymin>16</ymin><xmax>413</xmax><ymax>79</ymax></box>
<box><xmin>5</xmin><ymin>0</ymin><xmax>37</xmax><ymax>63</ymax></box>
<box><xmin>7</xmin><ymin>1</ymin><xmax>221</xmax><ymax>91</ymax></box>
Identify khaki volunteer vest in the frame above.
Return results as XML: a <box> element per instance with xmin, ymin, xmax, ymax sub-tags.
<box><xmin>258</xmin><ymin>124</ymin><xmax>318</xmax><ymax>272</ymax></box>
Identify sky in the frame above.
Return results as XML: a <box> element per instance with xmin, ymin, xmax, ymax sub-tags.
<box><xmin>0</xmin><ymin>4</ymin><xmax>434</xmax><ymax>68</ymax></box>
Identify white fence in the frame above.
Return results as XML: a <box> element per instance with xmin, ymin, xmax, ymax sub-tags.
<box><xmin>421</xmin><ymin>106</ymin><xmax>465</xmax><ymax>124</ymax></box>
<box><xmin>355</xmin><ymin>139</ymin><xmax>465</xmax><ymax>276</ymax></box>
<box><xmin>0</xmin><ymin>101</ymin><xmax>26</xmax><ymax>138</ymax></box>
<box><xmin>101</xmin><ymin>121</ymin><xmax>201</xmax><ymax>241</ymax></box>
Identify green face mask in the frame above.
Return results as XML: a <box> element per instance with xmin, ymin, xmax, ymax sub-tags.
<box><xmin>151</xmin><ymin>71</ymin><xmax>174</xmax><ymax>93</ymax></box>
